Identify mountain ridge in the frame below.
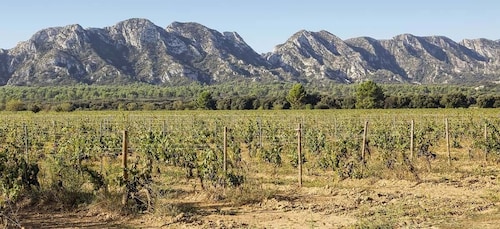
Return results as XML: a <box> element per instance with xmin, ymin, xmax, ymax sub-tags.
<box><xmin>1</xmin><ymin>18</ymin><xmax>498</xmax><ymax>86</ymax></box>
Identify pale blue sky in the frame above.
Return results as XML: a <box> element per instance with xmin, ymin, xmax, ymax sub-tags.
<box><xmin>1</xmin><ymin>0</ymin><xmax>499</xmax><ymax>53</ymax></box>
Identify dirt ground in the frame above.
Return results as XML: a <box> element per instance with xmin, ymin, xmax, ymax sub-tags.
<box><xmin>18</xmin><ymin>164</ymin><xmax>500</xmax><ymax>229</ymax></box>
<box><xmin>13</xmin><ymin>139</ymin><xmax>500</xmax><ymax>229</ymax></box>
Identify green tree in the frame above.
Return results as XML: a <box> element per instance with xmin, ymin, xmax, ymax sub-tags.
<box><xmin>216</xmin><ymin>97</ymin><xmax>232</xmax><ymax>110</ymax></box>
<box><xmin>126</xmin><ymin>102</ymin><xmax>139</xmax><ymax>111</ymax></box>
<box><xmin>5</xmin><ymin>99</ymin><xmax>25</xmax><ymax>111</ymax></box>
<box><xmin>231</xmin><ymin>97</ymin><xmax>258</xmax><ymax>110</ymax></box>
<box><xmin>28</xmin><ymin>103</ymin><xmax>42</xmax><ymax>113</ymax></box>
<box><xmin>172</xmin><ymin>100</ymin><xmax>185</xmax><ymax>110</ymax></box>
<box><xmin>59</xmin><ymin>102</ymin><xmax>76</xmax><ymax>112</ymax></box>
<box><xmin>142</xmin><ymin>103</ymin><xmax>156</xmax><ymax>111</ymax></box>
<box><xmin>196</xmin><ymin>91</ymin><xmax>216</xmax><ymax>110</ymax></box>
<box><xmin>440</xmin><ymin>92</ymin><xmax>469</xmax><ymax>108</ymax></box>
<box><xmin>355</xmin><ymin>81</ymin><xmax>385</xmax><ymax>109</ymax></box>
<box><xmin>286</xmin><ymin>83</ymin><xmax>307</xmax><ymax>109</ymax></box>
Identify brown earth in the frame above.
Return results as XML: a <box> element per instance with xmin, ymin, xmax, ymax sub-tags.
<box><xmin>18</xmin><ymin>166</ymin><xmax>500</xmax><ymax>229</ymax></box>
<box><xmin>13</xmin><ymin>142</ymin><xmax>500</xmax><ymax>228</ymax></box>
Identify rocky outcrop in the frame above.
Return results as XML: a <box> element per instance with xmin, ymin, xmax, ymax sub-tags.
<box><xmin>0</xmin><ymin>18</ymin><xmax>498</xmax><ymax>86</ymax></box>
<box><xmin>265</xmin><ymin>30</ymin><xmax>367</xmax><ymax>83</ymax></box>
<box><xmin>165</xmin><ymin>22</ymin><xmax>272</xmax><ymax>82</ymax></box>
<box><xmin>267</xmin><ymin>32</ymin><xmax>498</xmax><ymax>84</ymax></box>
<box><xmin>1</xmin><ymin>18</ymin><xmax>275</xmax><ymax>86</ymax></box>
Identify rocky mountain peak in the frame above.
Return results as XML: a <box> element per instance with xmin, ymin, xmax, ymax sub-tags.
<box><xmin>111</xmin><ymin>18</ymin><xmax>159</xmax><ymax>34</ymax></box>
<box><xmin>106</xmin><ymin>18</ymin><xmax>165</xmax><ymax>49</ymax></box>
<box><xmin>18</xmin><ymin>24</ymin><xmax>88</xmax><ymax>53</ymax></box>
<box><xmin>460</xmin><ymin>38</ymin><xmax>500</xmax><ymax>65</ymax></box>
<box><xmin>223</xmin><ymin>31</ymin><xmax>243</xmax><ymax>42</ymax></box>
<box><xmin>166</xmin><ymin>21</ymin><xmax>267</xmax><ymax>68</ymax></box>
<box><xmin>167</xmin><ymin>21</ymin><xmax>209</xmax><ymax>33</ymax></box>
<box><xmin>0</xmin><ymin>19</ymin><xmax>499</xmax><ymax>86</ymax></box>
<box><xmin>166</xmin><ymin>21</ymin><xmax>226</xmax><ymax>59</ymax></box>
<box><xmin>166</xmin><ymin>21</ymin><xmax>219</xmax><ymax>44</ymax></box>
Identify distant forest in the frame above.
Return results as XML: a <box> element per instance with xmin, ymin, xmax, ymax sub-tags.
<box><xmin>0</xmin><ymin>81</ymin><xmax>499</xmax><ymax>112</ymax></box>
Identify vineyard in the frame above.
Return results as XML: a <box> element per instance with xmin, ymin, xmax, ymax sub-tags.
<box><xmin>0</xmin><ymin>109</ymin><xmax>499</xmax><ymax>228</ymax></box>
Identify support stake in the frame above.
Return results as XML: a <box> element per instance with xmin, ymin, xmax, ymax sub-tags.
<box><xmin>297</xmin><ymin>123</ymin><xmax>302</xmax><ymax>187</ymax></box>
<box><xmin>361</xmin><ymin>121</ymin><xmax>369</xmax><ymax>163</ymax></box>
<box><xmin>223</xmin><ymin>126</ymin><xmax>228</xmax><ymax>173</ymax></box>
<box><xmin>122</xmin><ymin>130</ymin><xmax>129</xmax><ymax>205</ymax></box>
<box><xmin>445</xmin><ymin>118</ymin><xmax>451</xmax><ymax>166</ymax></box>
<box><xmin>410</xmin><ymin>119</ymin><xmax>414</xmax><ymax>159</ymax></box>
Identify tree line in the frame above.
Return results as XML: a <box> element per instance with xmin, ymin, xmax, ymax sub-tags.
<box><xmin>0</xmin><ymin>81</ymin><xmax>498</xmax><ymax>112</ymax></box>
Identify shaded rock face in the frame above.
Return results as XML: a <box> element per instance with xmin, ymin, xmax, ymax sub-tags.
<box><xmin>0</xmin><ymin>18</ymin><xmax>498</xmax><ymax>86</ymax></box>
<box><xmin>0</xmin><ymin>18</ymin><xmax>273</xmax><ymax>86</ymax></box>
<box><xmin>268</xmin><ymin>32</ymin><xmax>499</xmax><ymax>84</ymax></box>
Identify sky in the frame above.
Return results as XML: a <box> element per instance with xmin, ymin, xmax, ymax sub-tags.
<box><xmin>1</xmin><ymin>0</ymin><xmax>499</xmax><ymax>53</ymax></box>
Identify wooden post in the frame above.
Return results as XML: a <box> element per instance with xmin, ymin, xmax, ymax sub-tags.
<box><xmin>410</xmin><ymin>119</ymin><xmax>414</xmax><ymax>159</ymax></box>
<box><xmin>334</xmin><ymin>118</ymin><xmax>337</xmax><ymax>140</ymax></box>
<box><xmin>52</xmin><ymin>121</ymin><xmax>57</xmax><ymax>152</ymax></box>
<box><xmin>77</xmin><ymin>131</ymin><xmax>82</xmax><ymax>169</ymax></box>
<box><xmin>162</xmin><ymin>120</ymin><xmax>167</xmax><ymax>137</ymax></box>
<box><xmin>445</xmin><ymin>118</ymin><xmax>451</xmax><ymax>166</ymax></box>
<box><xmin>361</xmin><ymin>121</ymin><xmax>369</xmax><ymax>162</ymax></box>
<box><xmin>484</xmin><ymin>123</ymin><xmax>488</xmax><ymax>161</ymax></box>
<box><xmin>484</xmin><ymin>123</ymin><xmax>488</xmax><ymax>140</ymax></box>
<box><xmin>100</xmin><ymin>122</ymin><xmax>103</xmax><ymax>174</ymax></box>
<box><xmin>23</xmin><ymin>123</ymin><xmax>29</xmax><ymax>163</ymax></box>
<box><xmin>122</xmin><ymin>130</ymin><xmax>128</xmax><ymax>205</ymax></box>
<box><xmin>122</xmin><ymin>130</ymin><xmax>128</xmax><ymax>181</ymax></box>
<box><xmin>223</xmin><ymin>126</ymin><xmax>228</xmax><ymax>173</ymax></box>
<box><xmin>258</xmin><ymin>118</ymin><xmax>263</xmax><ymax>148</ymax></box>
<box><xmin>393</xmin><ymin>116</ymin><xmax>396</xmax><ymax>130</ymax></box>
<box><xmin>297</xmin><ymin>123</ymin><xmax>302</xmax><ymax>187</ymax></box>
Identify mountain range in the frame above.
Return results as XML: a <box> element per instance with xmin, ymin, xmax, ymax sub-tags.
<box><xmin>0</xmin><ymin>18</ymin><xmax>499</xmax><ymax>86</ymax></box>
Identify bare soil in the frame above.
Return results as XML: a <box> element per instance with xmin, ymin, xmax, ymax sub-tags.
<box><xmin>18</xmin><ymin>165</ymin><xmax>500</xmax><ymax>229</ymax></box>
<box><xmin>15</xmin><ymin>143</ymin><xmax>500</xmax><ymax>228</ymax></box>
